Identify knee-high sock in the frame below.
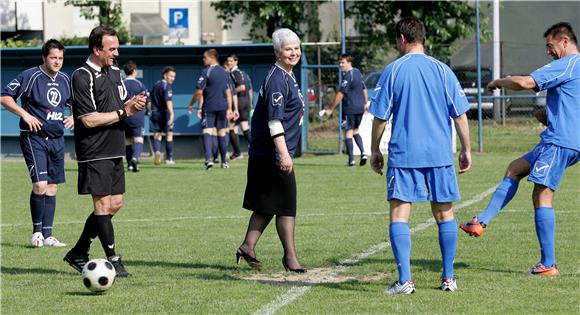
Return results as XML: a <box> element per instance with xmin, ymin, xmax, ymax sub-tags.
<box><xmin>42</xmin><ymin>195</ymin><xmax>56</xmax><ymax>238</ymax></box>
<box><xmin>166</xmin><ymin>141</ymin><xmax>174</xmax><ymax>160</ymax></box>
<box><xmin>345</xmin><ymin>138</ymin><xmax>354</xmax><ymax>163</ymax></box>
<box><xmin>229</xmin><ymin>130</ymin><xmax>241</xmax><ymax>155</ymax></box>
<box><xmin>125</xmin><ymin>144</ymin><xmax>133</xmax><ymax>163</ymax></box>
<box><xmin>72</xmin><ymin>213</ymin><xmax>97</xmax><ymax>254</ymax></box>
<box><xmin>153</xmin><ymin>139</ymin><xmax>161</xmax><ymax>153</ymax></box>
<box><xmin>390</xmin><ymin>222</ymin><xmax>412</xmax><ymax>284</ymax></box>
<box><xmin>353</xmin><ymin>133</ymin><xmax>365</xmax><ymax>155</ymax></box>
<box><xmin>132</xmin><ymin>142</ymin><xmax>143</xmax><ymax>161</ymax></box>
<box><xmin>243</xmin><ymin>129</ymin><xmax>251</xmax><ymax>145</ymax></box>
<box><xmin>477</xmin><ymin>177</ymin><xmax>519</xmax><ymax>225</ymax></box>
<box><xmin>212</xmin><ymin>135</ymin><xmax>219</xmax><ymax>160</ymax></box>
<box><xmin>437</xmin><ymin>219</ymin><xmax>457</xmax><ymax>279</ymax></box>
<box><xmin>30</xmin><ymin>191</ymin><xmax>44</xmax><ymax>234</ymax></box>
<box><xmin>218</xmin><ymin>135</ymin><xmax>229</xmax><ymax>162</ymax></box>
<box><xmin>95</xmin><ymin>215</ymin><xmax>116</xmax><ymax>258</ymax></box>
<box><xmin>203</xmin><ymin>134</ymin><xmax>213</xmax><ymax>162</ymax></box>
<box><xmin>535</xmin><ymin>207</ymin><xmax>556</xmax><ymax>267</ymax></box>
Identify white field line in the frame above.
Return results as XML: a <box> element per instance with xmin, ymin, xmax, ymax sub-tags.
<box><xmin>252</xmin><ymin>186</ymin><xmax>497</xmax><ymax>315</ymax></box>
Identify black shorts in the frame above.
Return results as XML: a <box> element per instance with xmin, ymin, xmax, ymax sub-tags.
<box><xmin>77</xmin><ymin>158</ymin><xmax>125</xmax><ymax>195</ymax></box>
<box><xmin>341</xmin><ymin>113</ymin><xmax>363</xmax><ymax>130</ymax></box>
<box><xmin>238</xmin><ymin>103</ymin><xmax>251</xmax><ymax>122</ymax></box>
<box><xmin>243</xmin><ymin>156</ymin><xmax>297</xmax><ymax>216</ymax></box>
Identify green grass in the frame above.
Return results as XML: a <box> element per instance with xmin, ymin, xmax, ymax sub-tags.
<box><xmin>1</xmin><ymin>123</ymin><xmax>579</xmax><ymax>314</ymax></box>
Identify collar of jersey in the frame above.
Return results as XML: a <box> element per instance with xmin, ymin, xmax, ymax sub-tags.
<box><xmin>86</xmin><ymin>58</ymin><xmax>102</xmax><ymax>72</ymax></box>
<box><xmin>274</xmin><ymin>63</ymin><xmax>297</xmax><ymax>83</ymax></box>
<box><xmin>37</xmin><ymin>65</ymin><xmax>59</xmax><ymax>82</ymax></box>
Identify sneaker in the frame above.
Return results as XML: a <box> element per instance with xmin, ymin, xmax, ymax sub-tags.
<box><xmin>348</xmin><ymin>160</ymin><xmax>356</xmax><ymax>167</ymax></box>
<box><xmin>221</xmin><ymin>162</ymin><xmax>229</xmax><ymax>169</ymax></box>
<box><xmin>30</xmin><ymin>232</ymin><xmax>44</xmax><ymax>248</ymax></box>
<box><xmin>384</xmin><ymin>280</ymin><xmax>416</xmax><ymax>296</ymax></box>
<box><xmin>441</xmin><ymin>278</ymin><xmax>457</xmax><ymax>292</ymax></box>
<box><xmin>230</xmin><ymin>153</ymin><xmax>242</xmax><ymax>160</ymax></box>
<box><xmin>132</xmin><ymin>160</ymin><xmax>140</xmax><ymax>172</ymax></box>
<box><xmin>213</xmin><ymin>157</ymin><xmax>219</xmax><ymax>164</ymax></box>
<box><xmin>127</xmin><ymin>159</ymin><xmax>134</xmax><ymax>172</ymax></box>
<box><xmin>165</xmin><ymin>159</ymin><xmax>175</xmax><ymax>165</ymax></box>
<box><xmin>205</xmin><ymin>161</ymin><xmax>214</xmax><ymax>170</ymax></box>
<box><xmin>360</xmin><ymin>155</ymin><xmax>368</xmax><ymax>166</ymax></box>
<box><xmin>460</xmin><ymin>217</ymin><xmax>486</xmax><ymax>237</ymax></box>
<box><xmin>154</xmin><ymin>151</ymin><xmax>161</xmax><ymax>166</ymax></box>
<box><xmin>108</xmin><ymin>255</ymin><xmax>131</xmax><ymax>277</ymax></box>
<box><xmin>63</xmin><ymin>250</ymin><xmax>89</xmax><ymax>273</ymax></box>
<box><xmin>527</xmin><ymin>262</ymin><xmax>560</xmax><ymax>276</ymax></box>
<box><xmin>43</xmin><ymin>236</ymin><xmax>66</xmax><ymax>247</ymax></box>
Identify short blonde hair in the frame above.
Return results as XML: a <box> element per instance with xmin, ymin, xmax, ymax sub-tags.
<box><xmin>272</xmin><ymin>28</ymin><xmax>300</xmax><ymax>51</ymax></box>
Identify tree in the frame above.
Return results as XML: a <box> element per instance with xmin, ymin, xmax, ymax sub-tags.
<box><xmin>64</xmin><ymin>0</ymin><xmax>130</xmax><ymax>44</ymax></box>
<box><xmin>211</xmin><ymin>1</ymin><xmax>324</xmax><ymax>42</ymax></box>
<box><xmin>347</xmin><ymin>1</ymin><xmax>491</xmax><ymax>68</ymax></box>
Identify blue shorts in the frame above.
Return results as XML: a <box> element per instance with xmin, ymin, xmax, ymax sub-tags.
<box><xmin>20</xmin><ymin>132</ymin><xmax>65</xmax><ymax>184</ymax></box>
<box><xmin>125</xmin><ymin>125</ymin><xmax>144</xmax><ymax>138</ymax></box>
<box><xmin>341</xmin><ymin>113</ymin><xmax>363</xmax><ymax>130</ymax></box>
<box><xmin>149</xmin><ymin>113</ymin><xmax>173</xmax><ymax>133</ymax></box>
<box><xmin>202</xmin><ymin>110</ymin><xmax>228</xmax><ymax>129</ymax></box>
<box><xmin>523</xmin><ymin>142</ymin><xmax>580</xmax><ymax>191</ymax></box>
<box><xmin>386</xmin><ymin>165</ymin><xmax>460</xmax><ymax>203</ymax></box>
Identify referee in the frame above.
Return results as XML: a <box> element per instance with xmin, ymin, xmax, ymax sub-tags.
<box><xmin>63</xmin><ymin>26</ymin><xmax>146</xmax><ymax>277</ymax></box>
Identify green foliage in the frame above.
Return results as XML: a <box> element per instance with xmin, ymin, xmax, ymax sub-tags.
<box><xmin>0</xmin><ymin>36</ymin><xmax>43</xmax><ymax>48</ymax></box>
<box><xmin>211</xmin><ymin>0</ymin><xmax>325</xmax><ymax>42</ymax></box>
<box><xmin>64</xmin><ymin>0</ymin><xmax>130</xmax><ymax>43</ymax></box>
<box><xmin>57</xmin><ymin>36</ymin><xmax>89</xmax><ymax>47</ymax></box>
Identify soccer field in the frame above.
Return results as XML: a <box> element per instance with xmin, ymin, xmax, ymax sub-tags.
<box><xmin>1</xmin><ymin>124</ymin><xmax>579</xmax><ymax>314</ymax></box>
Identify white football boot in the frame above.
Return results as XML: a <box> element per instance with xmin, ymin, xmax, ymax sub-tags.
<box><xmin>31</xmin><ymin>232</ymin><xmax>44</xmax><ymax>248</ymax></box>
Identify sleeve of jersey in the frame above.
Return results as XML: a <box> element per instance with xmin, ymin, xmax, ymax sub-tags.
<box><xmin>233</xmin><ymin>70</ymin><xmax>245</xmax><ymax>87</ymax></box>
<box><xmin>196</xmin><ymin>70</ymin><xmax>207</xmax><ymax>90</ymax></box>
<box><xmin>1</xmin><ymin>72</ymin><xmax>26</xmax><ymax>99</ymax></box>
<box><xmin>265</xmin><ymin>73</ymin><xmax>288</xmax><ymax>121</ymax></box>
<box><xmin>368</xmin><ymin>66</ymin><xmax>394</xmax><ymax>121</ymax></box>
<box><xmin>445</xmin><ymin>68</ymin><xmax>470</xmax><ymax>117</ymax></box>
<box><xmin>165</xmin><ymin>85</ymin><xmax>173</xmax><ymax>101</ymax></box>
<box><xmin>530</xmin><ymin>59</ymin><xmax>569</xmax><ymax>92</ymax></box>
<box><xmin>71</xmin><ymin>69</ymin><xmax>97</xmax><ymax>117</ymax></box>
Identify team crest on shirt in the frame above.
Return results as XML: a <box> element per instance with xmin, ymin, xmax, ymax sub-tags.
<box><xmin>7</xmin><ymin>79</ymin><xmax>20</xmax><ymax>91</ymax></box>
<box><xmin>46</xmin><ymin>87</ymin><xmax>61</xmax><ymax>107</ymax></box>
<box><xmin>272</xmin><ymin>92</ymin><xmax>283</xmax><ymax>106</ymax></box>
<box><xmin>341</xmin><ymin>80</ymin><xmax>348</xmax><ymax>87</ymax></box>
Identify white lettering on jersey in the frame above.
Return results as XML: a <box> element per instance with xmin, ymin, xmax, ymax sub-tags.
<box><xmin>118</xmin><ymin>85</ymin><xmax>127</xmax><ymax>101</ymax></box>
<box><xmin>46</xmin><ymin>88</ymin><xmax>61</xmax><ymax>107</ymax></box>
<box><xmin>7</xmin><ymin>79</ymin><xmax>21</xmax><ymax>91</ymax></box>
<box><xmin>46</xmin><ymin>112</ymin><xmax>63</xmax><ymax>121</ymax></box>
<box><xmin>272</xmin><ymin>92</ymin><xmax>283</xmax><ymax>106</ymax></box>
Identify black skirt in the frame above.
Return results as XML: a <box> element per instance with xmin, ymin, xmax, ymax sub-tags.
<box><xmin>243</xmin><ymin>156</ymin><xmax>297</xmax><ymax>216</ymax></box>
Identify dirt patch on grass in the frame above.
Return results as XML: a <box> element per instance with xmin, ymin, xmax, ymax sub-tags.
<box><xmin>239</xmin><ymin>266</ymin><xmax>389</xmax><ymax>285</ymax></box>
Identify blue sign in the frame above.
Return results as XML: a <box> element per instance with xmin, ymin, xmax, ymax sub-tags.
<box><xmin>169</xmin><ymin>8</ymin><xmax>188</xmax><ymax>29</ymax></box>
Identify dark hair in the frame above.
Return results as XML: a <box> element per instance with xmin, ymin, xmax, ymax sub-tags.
<box><xmin>544</xmin><ymin>22</ymin><xmax>577</xmax><ymax>44</ymax></box>
<box><xmin>42</xmin><ymin>39</ymin><xmax>64</xmax><ymax>57</ymax></box>
<box><xmin>123</xmin><ymin>60</ymin><xmax>137</xmax><ymax>76</ymax></box>
<box><xmin>162</xmin><ymin>66</ymin><xmax>176</xmax><ymax>77</ymax></box>
<box><xmin>88</xmin><ymin>26</ymin><xmax>117</xmax><ymax>54</ymax></box>
<box><xmin>228</xmin><ymin>54</ymin><xmax>238</xmax><ymax>61</ymax></box>
<box><xmin>339</xmin><ymin>53</ymin><xmax>352</xmax><ymax>63</ymax></box>
<box><xmin>205</xmin><ymin>49</ymin><xmax>219</xmax><ymax>60</ymax></box>
<box><xmin>396</xmin><ymin>16</ymin><xmax>426</xmax><ymax>45</ymax></box>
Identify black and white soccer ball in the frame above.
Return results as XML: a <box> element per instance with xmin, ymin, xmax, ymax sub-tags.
<box><xmin>82</xmin><ymin>259</ymin><xmax>116</xmax><ymax>293</ymax></box>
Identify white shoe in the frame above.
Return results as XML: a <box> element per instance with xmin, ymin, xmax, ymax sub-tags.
<box><xmin>43</xmin><ymin>236</ymin><xmax>66</xmax><ymax>247</ymax></box>
<box><xmin>165</xmin><ymin>159</ymin><xmax>175</xmax><ymax>165</ymax></box>
<box><xmin>441</xmin><ymin>278</ymin><xmax>457</xmax><ymax>292</ymax></box>
<box><xmin>384</xmin><ymin>280</ymin><xmax>415</xmax><ymax>295</ymax></box>
<box><xmin>31</xmin><ymin>232</ymin><xmax>44</xmax><ymax>248</ymax></box>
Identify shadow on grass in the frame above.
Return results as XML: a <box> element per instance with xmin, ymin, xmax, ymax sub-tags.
<box><xmin>326</xmin><ymin>257</ymin><xmax>470</xmax><ymax>273</ymax></box>
<box><xmin>1</xmin><ymin>266</ymin><xmax>62</xmax><ymax>275</ymax></box>
<box><xmin>64</xmin><ymin>291</ymin><xmax>108</xmax><ymax>296</ymax></box>
<box><xmin>1</xmin><ymin>242</ymin><xmax>32</xmax><ymax>249</ymax></box>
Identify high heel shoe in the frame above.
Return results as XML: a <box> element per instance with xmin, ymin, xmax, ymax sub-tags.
<box><xmin>282</xmin><ymin>258</ymin><xmax>306</xmax><ymax>273</ymax></box>
<box><xmin>236</xmin><ymin>248</ymin><xmax>262</xmax><ymax>270</ymax></box>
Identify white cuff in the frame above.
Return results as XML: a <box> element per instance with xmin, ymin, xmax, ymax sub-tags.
<box><xmin>268</xmin><ymin>119</ymin><xmax>284</xmax><ymax>137</ymax></box>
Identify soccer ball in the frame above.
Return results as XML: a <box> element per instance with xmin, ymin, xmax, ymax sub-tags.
<box><xmin>82</xmin><ymin>259</ymin><xmax>116</xmax><ymax>293</ymax></box>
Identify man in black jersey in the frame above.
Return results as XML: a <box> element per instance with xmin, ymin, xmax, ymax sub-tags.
<box><xmin>63</xmin><ymin>26</ymin><xmax>146</xmax><ymax>277</ymax></box>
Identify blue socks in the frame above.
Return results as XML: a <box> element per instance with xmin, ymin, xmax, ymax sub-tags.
<box><xmin>477</xmin><ymin>177</ymin><xmax>519</xmax><ymax>225</ymax></box>
<box><xmin>218</xmin><ymin>136</ymin><xmax>229</xmax><ymax>162</ymax></box>
<box><xmin>166</xmin><ymin>141</ymin><xmax>174</xmax><ymax>160</ymax></box>
<box><xmin>203</xmin><ymin>133</ymin><xmax>213</xmax><ymax>161</ymax></box>
<box><xmin>390</xmin><ymin>222</ymin><xmax>412</xmax><ymax>284</ymax></box>
<box><xmin>353</xmin><ymin>133</ymin><xmax>365</xmax><ymax>154</ymax></box>
<box><xmin>535</xmin><ymin>207</ymin><xmax>556</xmax><ymax>268</ymax></box>
<box><xmin>42</xmin><ymin>195</ymin><xmax>56</xmax><ymax>238</ymax></box>
<box><xmin>438</xmin><ymin>220</ymin><xmax>457</xmax><ymax>279</ymax></box>
<box><xmin>345</xmin><ymin>138</ymin><xmax>354</xmax><ymax>163</ymax></box>
<box><xmin>132</xmin><ymin>142</ymin><xmax>143</xmax><ymax>161</ymax></box>
<box><xmin>153</xmin><ymin>139</ymin><xmax>161</xmax><ymax>153</ymax></box>
<box><xmin>211</xmin><ymin>135</ymin><xmax>219</xmax><ymax>160</ymax></box>
<box><xmin>30</xmin><ymin>192</ymin><xmax>44</xmax><ymax>233</ymax></box>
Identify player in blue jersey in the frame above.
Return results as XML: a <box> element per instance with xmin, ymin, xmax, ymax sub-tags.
<box><xmin>460</xmin><ymin>22</ymin><xmax>579</xmax><ymax>276</ymax></box>
<box><xmin>1</xmin><ymin>39</ymin><xmax>73</xmax><ymax>248</ymax></box>
<box><xmin>150</xmin><ymin>66</ymin><xmax>177</xmax><ymax>165</ymax></box>
<box><xmin>188</xmin><ymin>49</ymin><xmax>233</xmax><ymax>169</ymax></box>
<box><xmin>323</xmin><ymin>54</ymin><xmax>369</xmax><ymax>166</ymax></box>
<box><xmin>226</xmin><ymin>54</ymin><xmax>253</xmax><ymax>160</ymax></box>
<box><xmin>236</xmin><ymin>29</ymin><xmax>306</xmax><ymax>273</ymax></box>
<box><xmin>369</xmin><ymin>17</ymin><xmax>472</xmax><ymax>295</ymax></box>
<box><xmin>123</xmin><ymin>61</ymin><xmax>148</xmax><ymax>172</ymax></box>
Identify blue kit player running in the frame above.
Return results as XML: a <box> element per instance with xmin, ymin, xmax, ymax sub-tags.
<box><xmin>460</xmin><ymin>22</ymin><xmax>580</xmax><ymax>276</ymax></box>
<box><xmin>150</xmin><ymin>66</ymin><xmax>177</xmax><ymax>165</ymax></box>
<box><xmin>369</xmin><ymin>17</ymin><xmax>472</xmax><ymax>295</ymax></box>
<box><xmin>1</xmin><ymin>39</ymin><xmax>73</xmax><ymax>248</ymax></box>
<box><xmin>188</xmin><ymin>49</ymin><xmax>233</xmax><ymax>169</ymax></box>
<box><xmin>324</xmin><ymin>54</ymin><xmax>369</xmax><ymax>166</ymax></box>
<box><xmin>122</xmin><ymin>61</ymin><xmax>148</xmax><ymax>172</ymax></box>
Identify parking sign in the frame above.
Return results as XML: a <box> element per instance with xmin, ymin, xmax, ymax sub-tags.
<box><xmin>169</xmin><ymin>8</ymin><xmax>188</xmax><ymax>39</ymax></box>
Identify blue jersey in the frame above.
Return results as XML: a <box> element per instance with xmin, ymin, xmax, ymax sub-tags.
<box><xmin>530</xmin><ymin>54</ymin><xmax>580</xmax><ymax>151</ymax></box>
<box><xmin>150</xmin><ymin>79</ymin><xmax>172</xmax><ymax>114</ymax></box>
<box><xmin>196</xmin><ymin>64</ymin><xmax>230</xmax><ymax>112</ymax></box>
<box><xmin>241</xmin><ymin>70</ymin><xmax>253</xmax><ymax>108</ymax></box>
<box><xmin>1</xmin><ymin>66</ymin><xmax>71</xmax><ymax>138</ymax></box>
<box><xmin>250</xmin><ymin>64</ymin><xmax>305</xmax><ymax>159</ymax></box>
<box><xmin>123</xmin><ymin>78</ymin><xmax>147</xmax><ymax>128</ymax></box>
<box><xmin>227</xmin><ymin>75</ymin><xmax>237</xmax><ymax>97</ymax></box>
<box><xmin>369</xmin><ymin>53</ymin><xmax>470</xmax><ymax>168</ymax></box>
<box><xmin>340</xmin><ymin>68</ymin><xmax>366</xmax><ymax>114</ymax></box>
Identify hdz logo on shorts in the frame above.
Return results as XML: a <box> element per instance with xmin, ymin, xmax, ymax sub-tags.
<box><xmin>533</xmin><ymin>161</ymin><xmax>550</xmax><ymax>177</ymax></box>
<box><xmin>272</xmin><ymin>92</ymin><xmax>283</xmax><ymax>106</ymax></box>
<box><xmin>46</xmin><ymin>88</ymin><xmax>61</xmax><ymax>107</ymax></box>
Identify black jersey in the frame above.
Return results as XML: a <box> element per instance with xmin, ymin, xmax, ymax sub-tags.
<box><xmin>71</xmin><ymin>59</ymin><xmax>128</xmax><ymax>162</ymax></box>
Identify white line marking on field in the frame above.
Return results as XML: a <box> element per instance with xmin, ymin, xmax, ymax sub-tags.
<box><xmin>252</xmin><ymin>186</ymin><xmax>496</xmax><ymax>315</ymax></box>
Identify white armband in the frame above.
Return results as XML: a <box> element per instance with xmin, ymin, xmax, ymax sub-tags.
<box><xmin>268</xmin><ymin>119</ymin><xmax>285</xmax><ymax>137</ymax></box>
